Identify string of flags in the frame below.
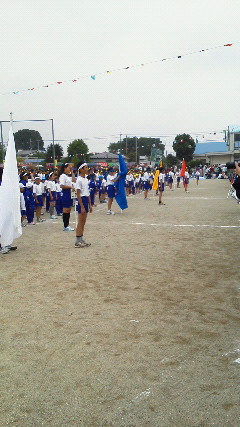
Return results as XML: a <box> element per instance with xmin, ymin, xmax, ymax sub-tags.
<box><xmin>1</xmin><ymin>41</ymin><xmax>239</xmax><ymax>96</ymax></box>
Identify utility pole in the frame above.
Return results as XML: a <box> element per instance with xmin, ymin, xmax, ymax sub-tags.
<box><xmin>0</xmin><ymin>122</ymin><xmax>4</xmax><ymax>162</ymax></box>
<box><xmin>135</xmin><ymin>136</ymin><xmax>138</xmax><ymax>164</ymax></box>
<box><xmin>125</xmin><ymin>135</ymin><xmax>128</xmax><ymax>156</ymax></box>
<box><xmin>51</xmin><ymin>119</ymin><xmax>55</xmax><ymax>165</ymax></box>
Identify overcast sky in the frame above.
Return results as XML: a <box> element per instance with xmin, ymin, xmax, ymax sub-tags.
<box><xmin>1</xmin><ymin>0</ymin><xmax>240</xmax><ymax>155</ymax></box>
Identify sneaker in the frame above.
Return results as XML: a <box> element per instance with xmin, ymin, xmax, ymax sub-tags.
<box><xmin>0</xmin><ymin>247</ymin><xmax>10</xmax><ymax>254</ymax></box>
<box><xmin>28</xmin><ymin>222</ymin><xmax>35</xmax><ymax>225</ymax></box>
<box><xmin>37</xmin><ymin>218</ymin><xmax>46</xmax><ymax>222</ymax></box>
<box><xmin>75</xmin><ymin>241</ymin><xmax>87</xmax><ymax>248</ymax></box>
<box><xmin>57</xmin><ymin>213</ymin><xmax>63</xmax><ymax>216</ymax></box>
<box><xmin>50</xmin><ymin>215</ymin><xmax>58</xmax><ymax>219</ymax></box>
<box><xmin>106</xmin><ymin>210</ymin><xmax>111</xmax><ymax>215</ymax></box>
<box><xmin>21</xmin><ymin>223</ymin><xmax>27</xmax><ymax>227</ymax></box>
<box><xmin>63</xmin><ymin>226</ymin><xmax>75</xmax><ymax>231</ymax></box>
<box><xmin>82</xmin><ymin>239</ymin><xmax>91</xmax><ymax>247</ymax></box>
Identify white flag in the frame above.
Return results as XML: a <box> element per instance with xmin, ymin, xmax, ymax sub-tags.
<box><xmin>0</xmin><ymin>124</ymin><xmax>22</xmax><ymax>247</ymax></box>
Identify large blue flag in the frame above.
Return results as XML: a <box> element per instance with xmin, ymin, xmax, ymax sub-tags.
<box><xmin>114</xmin><ymin>154</ymin><xmax>128</xmax><ymax>210</ymax></box>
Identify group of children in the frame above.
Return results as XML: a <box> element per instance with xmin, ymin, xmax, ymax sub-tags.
<box><xmin>17</xmin><ymin>163</ymin><xmax>196</xmax><ymax>248</ymax></box>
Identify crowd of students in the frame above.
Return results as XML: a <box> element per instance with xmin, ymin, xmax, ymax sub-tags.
<box><xmin>1</xmin><ymin>160</ymin><xmax>240</xmax><ymax>252</ymax></box>
<box><xmin>17</xmin><ymin>164</ymin><xmax>195</xmax><ymax>228</ymax></box>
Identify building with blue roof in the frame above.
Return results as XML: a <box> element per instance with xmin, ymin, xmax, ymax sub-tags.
<box><xmin>193</xmin><ymin>141</ymin><xmax>232</xmax><ymax>164</ymax></box>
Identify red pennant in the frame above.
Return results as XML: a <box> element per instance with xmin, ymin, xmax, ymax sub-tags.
<box><xmin>57</xmin><ymin>82</ymin><xmax>62</xmax><ymax>84</ymax></box>
<box><xmin>72</xmin><ymin>79</ymin><xmax>77</xmax><ymax>82</ymax></box>
<box><xmin>180</xmin><ymin>159</ymin><xmax>187</xmax><ymax>177</ymax></box>
<box><xmin>224</xmin><ymin>43</ymin><xmax>232</xmax><ymax>47</ymax></box>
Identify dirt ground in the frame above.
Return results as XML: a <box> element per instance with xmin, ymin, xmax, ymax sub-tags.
<box><xmin>1</xmin><ymin>178</ymin><xmax>240</xmax><ymax>427</ymax></box>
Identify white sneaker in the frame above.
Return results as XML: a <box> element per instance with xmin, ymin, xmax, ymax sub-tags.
<box><xmin>106</xmin><ymin>210</ymin><xmax>111</xmax><ymax>215</ymax></box>
<box><xmin>50</xmin><ymin>215</ymin><xmax>58</xmax><ymax>219</ymax></box>
<box><xmin>75</xmin><ymin>241</ymin><xmax>87</xmax><ymax>248</ymax></box>
<box><xmin>63</xmin><ymin>226</ymin><xmax>75</xmax><ymax>231</ymax></box>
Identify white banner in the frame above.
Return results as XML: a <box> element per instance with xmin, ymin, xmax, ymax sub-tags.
<box><xmin>0</xmin><ymin>124</ymin><xmax>22</xmax><ymax>247</ymax></box>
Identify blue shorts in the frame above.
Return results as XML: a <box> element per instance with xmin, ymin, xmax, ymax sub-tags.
<box><xmin>21</xmin><ymin>210</ymin><xmax>26</xmax><ymax>216</ymax></box>
<box><xmin>184</xmin><ymin>178</ymin><xmax>189</xmax><ymax>185</ymax></box>
<box><xmin>127</xmin><ymin>180</ymin><xmax>134</xmax><ymax>188</ymax></box>
<box><xmin>143</xmin><ymin>181</ymin><xmax>150</xmax><ymax>190</ymax></box>
<box><xmin>177</xmin><ymin>177</ymin><xmax>180</xmax><ymax>182</ymax></box>
<box><xmin>107</xmin><ymin>185</ymin><xmax>115</xmax><ymax>198</ymax></box>
<box><xmin>49</xmin><ymin>191</ymin><xmax>56</xmax><ymax>201</ymax></box>
<box><xmin>35</xmin><ymin>195</ymin><xmax>43</xmax><ymax>207</ymax></box>
<box><xmin>76</xmin><ymin>196</ymin><xmax>89</xmax><ymax>213</ymax></box>
<box><xmin>62</xmin><ymin>189</ymin><xmax>73</xmax><ymax>208</ymax></box>
<box><xmin>168</xmin><ymin>177</ymin><xmax>173</xmax><ymax>184</ymax></box>
<box><xmin>158</xmin><ymin>183</ymin><xmax>164</xmax><ymax>192</ymax></box>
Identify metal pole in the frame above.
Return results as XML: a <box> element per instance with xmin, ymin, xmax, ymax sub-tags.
<box><xmin>126</xmin><ymin>135</ymin><xmax>128</xmax><ymax>156</ymax></box>
<box><xmin>0</xmin><ymin>122</ymin><xmax>4</xmax><ymax>162</ymax></box>
<box><xmin>135</xmin><ymin>136</ymin><xmax>137</xmax><ymax>164</ymax></box>
<box><xmin>51</xmin><ymin>119</ymin><xmax>55</xmax><ymax>165</ymax></box>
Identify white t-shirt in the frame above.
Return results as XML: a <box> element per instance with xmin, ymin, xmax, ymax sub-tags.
<box><xmin>126</xmin><ymin>174</ymin><xmax>133</xmax><ymax>182</ymax></box>
<box><xmin>184</xmin><ymin>171</ymin><xmax>190</xmax><ymax>179</ymax></box>
<box><xmin>59</xmin><ymin>173</ymin><xmax>73</xmax><ymax>188</ymax></box>
<box><xmin>106</xmin><ymin>174</ymin><xmax>117</xmax><ymax>186</ymax></box>
<box><xmin>75</xmin><ymin>176</ymin><xmax>90</xmax><ymax>197</ymax></box>
<box><xmin>47</xmin><ymin>181</ymin><xmax>57</xmax><ymax>192</ymax></box>
<box><xmin>41</xmin><ymin>182</ymin><xmax>46</xmax><ymax>193</ymax></box>
<box><xmin>142</xmin><ymin>172</ymin><xmax>150</xmax><ymax>182</ymax></box>
<box><xmin>56</xmin><ymin>183</ymin><xmax>61</xmax><ymax>192</ymax></box>
<box><xmin>158</xmin><ymin>173</ymin><xmax>165</xmax><ymax>182</ymax></box>
<box><xmin>33</xmin><ymin>183</ymin><xmax>43</xmax><ymax>195</ymax></box>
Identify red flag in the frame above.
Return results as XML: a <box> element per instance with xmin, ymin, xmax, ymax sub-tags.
<box><xmin>180</xmin><ymin>159</ymin><xmax>187</xmax><ymax>177</ymax></box>
<box><xmin>224</xmin><ymin>43</ymin><xmax>232</xmax><ymax>47</ymax></box>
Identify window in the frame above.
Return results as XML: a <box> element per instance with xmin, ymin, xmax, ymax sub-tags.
<box><xmin>234</xmin><ymin>133</ymin><xmax>240</xmax><ymax>149</ymax></box>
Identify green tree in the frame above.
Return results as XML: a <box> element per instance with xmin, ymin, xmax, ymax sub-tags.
<box><xmin>173</xmin><ymin>133</ymin><xmax>195</xmax><ymax>162</ymax></box>
<box><xmin>0</xmin><ymin>147</ymin><xmax>5</xmax><ymax>163</ymax></box>
<box><xmin>45</xmin><ymin>143</ymin><xmax>64</xmax><ymax>162</ymax></box>
<box><xmin>14</xmin><ymin>129</ymin><xmax>44</xmax><ymax>151</ymax></box>
<box><xmin>67</xmin><ymin>139</ymin><xmax>89</xmax><ymax>164</ymax></box>
<box><xmin>165</xmin><ymin>154</ymin><xmax>178</xmax><ymax>168</ymax></box>
<box><xmin>108</xmin><ymin>137</ymin><xmax>165</xmax><ymax>163</ymax></box>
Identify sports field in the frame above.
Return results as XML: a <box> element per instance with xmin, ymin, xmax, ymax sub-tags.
<box><xmin>1</xmin><ymin>178</ymin><xmax>239</xmax><ymax>427</ymax></box>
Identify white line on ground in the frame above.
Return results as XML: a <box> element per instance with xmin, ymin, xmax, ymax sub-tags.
<box><xmin>132</xmin><ymin>223</ymin><xmax>240</xmax><ymax>229</ymax></box>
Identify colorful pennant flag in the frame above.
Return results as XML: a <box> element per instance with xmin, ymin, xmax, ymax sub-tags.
<box><xmin>0</xmin><ymin>41</ymin><xmax>238</xmax><ymax>96</ymax></box>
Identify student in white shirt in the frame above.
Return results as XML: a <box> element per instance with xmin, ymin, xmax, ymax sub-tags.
<box><xmin>184</xmin><ymin>170</ymin><xmax>190</xmax><ymax>192</ymax></box>
<box><xmin>47</xmin><ymin>172</ymin><xmax>57</xmax><ymax>219</ymax></box>
<box><xmin>59</xmin><ymin>163</ymin><xmax>76</xmax><ymax>231</ymax></box>
<box><xmin>168</xmin><ymin>170</ymin><xmax>174</xmax><ymax>190</ymax></box>
<box><xmin>195</xmin><ymin>170</ymin><xmax>200</xmax><ymax>185</ymax></box>
<box><xmin>75</xmin><ymin>162</ymin><xmax>92</xmax><ymax>248</ymax></box>
<box><xmin>106</xmin><ymin>168</ymin><xmax>120</xmax><ymax>215</ymax></box>
<box><xmin>158</xmin><ymin>168</ymin><xmax>166</xmax><ymax>205</ymax></box>
<box><xmin>142</xmin><ymin>168</ymin><xmax>151</xmax><ymax>199</ymax></box>
<box><xmin>33</xmin><ymin>176</ymin><xmax>45</xmax><ymax>222</ymax></box>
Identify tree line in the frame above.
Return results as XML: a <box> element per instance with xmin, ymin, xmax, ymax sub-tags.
<box><xmin>1</xmin><ymin>128</ymin><xmax>197</xmax><ymax>167</ymax></box>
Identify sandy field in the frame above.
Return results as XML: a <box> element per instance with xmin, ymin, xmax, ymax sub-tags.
<box><xmin>0</xmin><ymin>178</ymin><xmax>240</xmax><ymax>427</ymax></box>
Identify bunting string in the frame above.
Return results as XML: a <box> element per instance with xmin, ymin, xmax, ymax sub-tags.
<box><xmin>1</xmin><ymin>41</ymin><xmax>239</xmax><ymax>96</ymax></box>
